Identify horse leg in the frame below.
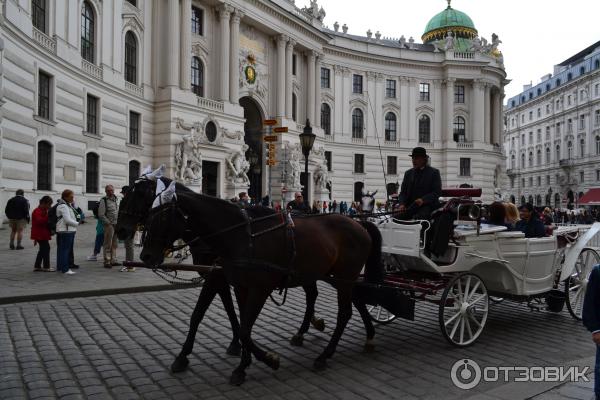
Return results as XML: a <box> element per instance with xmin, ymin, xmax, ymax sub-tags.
<box><xmin>314</xmin><ymin>283</ymin><xmax>353</xmax><ymax>371</ymax></box>
<box><xmin>291</xmin><ymin>282</ymin><xmax>319</xmax><ymax>346</ymax></box>
<box><xmin>171</xmin><ymin>272</ymin><xmax>221</xmax><ymax>373</ymax></box>
<box><xmin>214</xmin><ymin>271</ymin><xmax>242</xmax><ymax>356</ymax></box>
<box><xmin>230</xmin><ymin>287</ymin><xmax>274</xmax><ymax>386</ymax></box>
<box><xmin>352</xmin><ymin>298</ymin><xmax>376</xmax><ymax>352</ymax></box>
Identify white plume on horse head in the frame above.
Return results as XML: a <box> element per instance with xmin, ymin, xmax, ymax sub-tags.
<box><xmin>146</xmin><ymin>165</ymin><xmax>166</xmax><ymax>181</ymax></box>
<box><xmin>151</xmin><ymin>180</ymin><xmax>176</xmax><ymax>209</ymax></box>
<box><xmin>140</xmin><ymin>165</ymin><xmax>153</xmax><ymax>177</ymax></box>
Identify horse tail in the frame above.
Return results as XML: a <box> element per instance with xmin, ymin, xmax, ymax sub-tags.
<box><xmin>359</xmin><ymin>220</ymin><xmax>383</xmax><ymax>283</ymax></box>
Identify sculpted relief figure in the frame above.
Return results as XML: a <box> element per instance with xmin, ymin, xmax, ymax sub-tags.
<box><xmin>313</xmin><ymin>161</ymin><xmax>331</xmax><ymax>191</ymax></box>
<box><xmin>444</xmin><ymin>31</ymin><xmax>454</xmax><ymax>51</ymax></box>
<box><xmin>226</xmin><ymin>144</ymin><xmax>250</xmax><ymax>186</ymax></box>
<box><xmin>285</xmin><ymin>143</ymin><xmax>301</xmax><ymax>189</ymax></box>
<box><xmin>174</xmin><ymin>131</ymin><xmax>202</xmax><ymax>184</ymax></box>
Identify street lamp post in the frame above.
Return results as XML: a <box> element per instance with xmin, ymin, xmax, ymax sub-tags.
<box><xmin>298</xmin><ymin>119</ymin><xmax>316</xmax><ymax>199</ymax></box>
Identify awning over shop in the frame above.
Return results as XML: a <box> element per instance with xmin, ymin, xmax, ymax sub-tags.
<box><xmin>578</xmin><ymin>188</ymin><xmax>600</xmax><ymax>205</ymax></box>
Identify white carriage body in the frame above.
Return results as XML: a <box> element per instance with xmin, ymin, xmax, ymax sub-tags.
<box><xmin>379</xmin><ymin>220</ymin><xmax>600</xmax><ymax>297</ymax></box>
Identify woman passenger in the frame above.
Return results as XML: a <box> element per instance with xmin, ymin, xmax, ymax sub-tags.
<box><xmin>504</xmin><ymin>202</ymin><xmax>520</xmax><ymax>231</ymax></box>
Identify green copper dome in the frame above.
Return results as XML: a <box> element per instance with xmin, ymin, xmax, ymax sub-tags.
<box><xmin>422</xmin><ymin>1</ymin><xmax>477</xmax><ymax>44</ymax></box>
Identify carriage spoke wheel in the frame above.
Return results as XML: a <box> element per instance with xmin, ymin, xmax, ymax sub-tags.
<box><xmin>367</xmin><ymin>305</ymin><xmax>397</xmax><ymax>324</ymax></box>
<box><xmin>565</xmin><ymin>248</ymin><xmax>600</xmax><ymax>320</ymax></box>
<box><xmin>439</xmin><ymin>273</ymin><xmax>489</xmax><ymax>347</ymax></box>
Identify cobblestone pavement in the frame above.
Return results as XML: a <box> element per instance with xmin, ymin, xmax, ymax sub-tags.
<box><xmin>0</xmin><ymin>221</ymin><xmax>197</xmax><ymax>302</ymax></box>
<box><xmin>0</xmin><ymin>284</ymin><xmax>596</xmax><ymax>400</ymax></box>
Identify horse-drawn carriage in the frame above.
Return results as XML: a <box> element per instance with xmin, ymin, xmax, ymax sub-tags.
<box><xmin>363</xmin><ymin>187</ymin><xmax>600</xmax><ymax>346</ymax></box>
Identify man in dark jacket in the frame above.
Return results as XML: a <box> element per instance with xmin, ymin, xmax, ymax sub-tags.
<box><xmin>5</xmin><ymin>189</ymin><xmax>30</xmax><ymax>250</ymax></box>
<box><xmin>396</xmin><ymin>147</ymin><xmax>442</xmax><ymax>219</ymax></box>
<box><xmin>514</xmin><ymin>203</ymin><xmax>545</xmax><ymax>238</ymax></box>
<box><xmin>583</xmin><ymin>265</ymin><xmax>600</xmax><ymax>400</ymax></box>
<box><xmin>287</xmin><ymin>192</ymin><xmax>310</xmax><ymax>213</ymax></box>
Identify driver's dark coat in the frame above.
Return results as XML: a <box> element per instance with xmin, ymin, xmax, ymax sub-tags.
<box><xmin>397</xmin><ymin>165</ymin><xmax>442</xmax><ymax>207</ymax></box>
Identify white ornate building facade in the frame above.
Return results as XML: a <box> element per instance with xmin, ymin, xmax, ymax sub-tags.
<box><xmin>0</xmin><ymin>0</ymin><xmax>506</xmax><ymax>213</ymax></box>
<box><xmin>502</xmin><ymin>41</ymin><xmax>600</xmax><ymax>209</ymax></box>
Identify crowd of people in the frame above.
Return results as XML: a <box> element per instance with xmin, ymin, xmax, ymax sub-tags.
<box><xmin>4</xmin><ymin>185</ymin><xmax>136</xmax><ymax>275</ymax></box>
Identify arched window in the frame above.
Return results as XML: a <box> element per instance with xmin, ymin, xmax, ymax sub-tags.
<box><xmin>536</xmin><ymin>195</ymin><xmax>542</xmax><ymax>206</ymax></box>
<box><xmin>510</xmin><ymin>195</ymin><xmax>516</xmax><ymax>204</ymax></box>
<box><xmin>510</xmin><ymin>154</ymin><xmax>515</xmax><ymax>169</ymax></box>
<box><xmin>536</xmin><ymin>149</ymin><xmax>541</xmax><ymax>165</ymax></box>
<box><xmin>418</xmin><ymin>115</ymin><xmax>430</xmax><ymax>143</ymax></box>
<box><xmin>580</xmin><ymin>139</ymin><xmax>585</xmax><ymax>158</ymax></box>
<box><xmin>384</xmin><ymin>112</ymin><xmax>397</xmax><ymax>141</ymax></box>
<box><xmin>556</xmin><ymin>145</ymin><xmax>561</xmax><ymax>161</ymax></box>
<box><xmin>580</xmin><ymin>66</ymin><xmax>585</xmax><ymax>75</ymax></box>
<box><xmin>554</xmin><ymin>193</ymin><xmax>561</xmax><ymax>208</ymax></box>
<box><xmin>320</xmin><ymin>103</ymin><xmax>331</xmax><ymax>135</ymax></box>
<box><xmin>453</xmin><ymin>116</ymin><xmax>466</xmax><ymax>142</ymax></box>
<box><xmin>352</xmin><ymin>109</ymin><xmax>364</xmax><ymax>139</ymax></box>
<box><xmin>556</xmin><ymin>78</ymin><xmax>561</xmax><ymax>87</ymax></box>
<box><xmin>567</xmin><ymin>72</ymin><xmax>572</xmax><ymax>81</ymax></box>
<box><xmin>191</xmin><ymin>57</ymin><xmax>204</xmax><ymax>97</ymax></box>
<box><xmin>528</xmin><ymin>195</ymin><xmax>534</xmax><ymax>204</ymax></box>
<box><xmin>567</xmin><ymin>141</ymin><xmax>573</xmax><ymax>159</ymax></box>
<box><xmin>37</xmin><ymin>141</ymin><xmax>52</xmax><ymax>191</ymax></box>
<box><xmin>292</xmin><ymin>93</ymin><xmax>297</xmax><ymax>122</ymax></box>
<box><xmin>81</xmin><ymin>1</ymin><xmax>95</xmax><ymax>63</ymax></box>
<box><xmin>128</xmin><ymin>160</ymin><xmax>140</xmax><ymax>187</ymax></box>
<box><xmin>596</xmin><ymin>136</ymin><xmax>600</xmax><ymax>155</ymax></box>
<box><xmin>86</xmin><ymin>153</ymin><xmax>99</xmax><ymax>193</ymax></box>
<box><xmin>528</xmin><ymin>151</ymin><xmax>533</xmax><ymax>167</ymax></box>
<box><xmin>545</xmin><ymin>194</ymin><xmax>551</xmax><ymax>206</ymax></box>
<box><xmin>596</xmin><ymin>59</ymin><xmax>600</xmax><ymax>70</ymax></box>
<box><xmin>545</xmin><ymin>147</ymin><xmax>550</xmax><ymax>163</ymax></box>
<box><xmin>205</xmin><ymin>121</ymin><xmax>217</xmax><ymax>142</ymax></box>
<box><xmin>520</xmin><ymin>153</ymin><xmax>525</xmax><ymax>168</ymax></box>
<box><xmin>124</xmin><ymin>32</ymin><xmax>137</xmax><ymax>84</ymax></box>
<box><xmin>520</xmin><ymin>196</ymin><xmax>526</xmax><ymax>205</ymax></box>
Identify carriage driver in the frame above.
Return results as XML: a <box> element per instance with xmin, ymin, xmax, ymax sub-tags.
<box><xmin>396</xmin><ymin>147</ymin><xmax>442</xmax><ymax>220</ymax></box>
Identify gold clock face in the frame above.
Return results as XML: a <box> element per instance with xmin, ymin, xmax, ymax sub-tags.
<box><xmin>245</xmin><ymin>66</ymin><xmax>256</xmax><ymax>84</ymax></box>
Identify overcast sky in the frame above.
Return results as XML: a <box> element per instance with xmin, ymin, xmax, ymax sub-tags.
<box><xmin>316</xmin><ymin>0</ymin><xmax>600</xmax><ymax>103</ymax></box>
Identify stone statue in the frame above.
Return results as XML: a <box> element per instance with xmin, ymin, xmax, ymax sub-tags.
<box><xmin>342</xmin><ymin>24</ymin><xmax>348</xmax><ymax>34</ymax></box>
<box><xmin>469</xmin><ymin>36</ymin><xmax>483</xmax><ymax>52</ymax></box>
<box><xmin>285</xmin><ymin>143</ymin><xmax>301</xmax><ymax>189</ymax></box>
<box><xmin>317</xmin><ymin>6</ymin><xmax>325</xmax><ymax>22</ymax></box>
<box><xmin>313</xmin><ymin>161</ymin><xmax>331</xmax><ymax>191</ymax></box>
<box><xmin>399</xmin><ymin>35</ymin><xmax>406</xmax><ymax>47</ymax></box>
<box><xmin>174</xmin><ymin>131</ymin><xmax>202</xmax><ymax>184</ymax></box>
<box><xmin>444</xmin><ymin>31</ymin><xmax>454</xmax><ymax>51</ymax></box>
<box><xmin>490</xmin><ymin>33</ymin><xmax>502</xmax><ymax>52</ymax></box>
<box><xmin>226</xmin><ymin>144</ymin><xmax>250</xmax><ymax>186</ymax></box>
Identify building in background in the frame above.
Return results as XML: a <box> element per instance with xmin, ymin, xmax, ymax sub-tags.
<box><xmin>503</xmin><ymin>41</ymin><xmax>600</xmax><ymax>209</ymax></box>
<box><xmin>0</xmin><ymin>0</ymin><xmax>505</xmax><ymax>215</ymax></box>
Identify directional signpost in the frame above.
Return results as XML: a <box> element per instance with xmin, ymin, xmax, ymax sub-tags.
<box><xmin>263</xmin><ymin>119</ymin><xmax>287</xmax><ymax>204</ymax></box>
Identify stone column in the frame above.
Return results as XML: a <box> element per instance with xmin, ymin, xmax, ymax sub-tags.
<box><xmin>285</xmin><ymin>39</ymin><xmax>295</xmax><ymax>119</ymax></box>
<box><xmin>166</xmin><ymin>0</ymin><xmax>180</xmax><ymax>87</ymax></box>
<box><xmin>218</xmin><ymin>4</ymin><xmax>233</xmax><ymax>102</ymax></box>
<box><xmin>400</xmin><ymin>77</ymin><xmax>409</xmax><ymax>141</ymax></box>
<box><xmin>471</xmin><ymin>80</ymin><xmax>485</xmax><ymax>143</ymax></box>
<box><xmin>433</xmin><ymin>80</ymin><xmax>443</xmax><ymax>143</ymax></box>
<box><xmin>366</xmin><ymin>72</ymin><xmax>377</xmax><ymax>137</ymax></box>
<box><xmin>408</xmin><ymin>78</ymin><xmax>417</xmax><ymax>141</ymax></box>
<box><xmin>179</xmin><ymin>0</ymin><xmax>192</xmax><ymax>90</ymax></box>
<box><xmin>276</xmin><ymin>35</ymin><xmax>287</xmax><ymax>118</ymax></box>
<box><xmin>229</xmin><ymin>10</ymin><xmax>243</xmax><ymax>104</ymax></box>
<box><xmin>445</xmin><ymin>78</ymin><xmax>455</xmax><ymax>142</ymax></box>
<box><xmin>307</xmin><ymin>51</ymin><xmax>316</xmax><ymax>125</ymax></box>
<box><xmin>484</xmin><ymin>84</ymin><xmax>491</xmax><ymax>143</ymax></box>
<box><xmin>491</xmin><ymin>89</ymin><xmax>501</xmax><ymax>146</ymax></box>
<box><xmin>314</xmin><ymin>53</ymin><xmax>322</xmax><ymax>126</ymax></box>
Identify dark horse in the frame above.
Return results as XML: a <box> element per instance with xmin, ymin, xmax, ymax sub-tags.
<box><xmin>139</xmin><ymin>188</ymin><xmax>379</xmax><ymax>384</ymax></box>
<box><xmin>116</xmin><ymin>174</ymin><xmax>326</xmax><ymax>374</ymax></box>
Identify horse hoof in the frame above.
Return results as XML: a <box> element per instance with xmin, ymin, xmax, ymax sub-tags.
<box><xmin>290</xmin><ymin>334</ymin><xmax>304</xmax><ymax>347</ymax></box>
<box><xmin>226</xmin><ymin>341</ymin><xmax>242</xmax><ymax>357</ymax></box>
<box><xmin>311</xmin><ymin>318</ymin><xmax>326</xmax><ymax>332</ymax></box>
<box><xmin>363</xmin><ymin>343</ymin><xmax>375</xmax><ymax>353</ymax></box>
<box><xmin>265</xmin><ymin>352</ymin><xmax>280</xmax><ymax>370</ymax></box>
<box><xmin>229</xmin><ymin>371</ymin><xmax>246</xmax><ymax>386</ymax></box>
<box><xmin>170</xmin><ymin>357</ymin><xmax>189</xmax><ymax>373</ymax></box>
<box><xmin>313</xmin><ymin>359</ymin><xmax>327</xmax><ymax>371</ymax></box>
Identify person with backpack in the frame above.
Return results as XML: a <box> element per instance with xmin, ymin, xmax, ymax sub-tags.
<box><xmin>86</xmin><ymin>201</ymin><xmax>104</xmax><ymax>262</ymax></box>
<box><xmin>5</xmin><ymin>189</ymin><xmax>30</xmax><ymax>250</ymax></box>
<box><xmin>31</xmin><ymin>196</ymin><xmax>54</xmax><ymax>272</ymax></box>
<box><xmin>55</xmin><ymin>189</ymin><xmax>79</xmax><ymax>275</ymax></box>
<box><xmin>98</xmin><ymin>185</ymin><xmax>120</xmax><ymax>268</ymax></box>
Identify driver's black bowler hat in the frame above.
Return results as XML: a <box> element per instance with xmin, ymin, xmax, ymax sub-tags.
<box><xmin>409</xmin><ymin>147</ymin><xmax>428</xmax><ymax>158</ymax></box>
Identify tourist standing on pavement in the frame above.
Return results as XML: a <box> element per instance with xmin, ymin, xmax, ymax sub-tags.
<box><xmin>5</xmin><ymin>189</ymin><xmax>30</xmax><ymax>250</ymax></box>
<box><xmin>56</xmin><ymin>190</ymin><xmax>79</xmax><ymax>275</ymax></box>
<box><xmin>86</xmin><ymin>203</ymin><xmax>104</xmax><ymax>262</ymax></box>
<box><xmin>98</xmin><ymin>185</ymin><xmax>120</xmax><ymax>268</ymax></box>
<box><xmin>120</xmin><ymin>185</ymin><xmax>135</xmax><ymax>272</ymax></box>
<box><xmin>31</xmin><ymin>196</ymin><xmax>54</xmax><ymax>272</ymax></box>
<box><xmin>583</xmin><ymin>264</ymin><xmax>600</xmax><ymax>400</ymax></box>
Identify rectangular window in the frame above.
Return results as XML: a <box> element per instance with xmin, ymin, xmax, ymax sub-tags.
<box><xmin>387</xmin><ymin>156</ymin><xmax>397</xmax><ymax>175</ymax></box>
<box><xmin>522</xmin><ymin>178</ymin><xmax>526</xmax><ymax>188</ymax></box>
<box><xmin>596</xmin><ymin>110</ymin><xmax>600</xmax><ymax>126</ymax></box>
<box><xmin>321</xmin><ymin>67</ymin><xmax>330</xmax><ymax>88</ymax></box>
<box><xmin>385</xmin><ymin>79</ymin><xmax>396</xmax><ymax>98</ymax></box>
<box><xmin>324</xmin><ymin>151</ymin><xmax>332</xmax><ymax>171</ymax></box>
<box><xmin>546</xmin><ymin>104</ymin><xmax>550</xmax><ymax>114</ymax></box>
<box><xmin>546</xmin><ymin>175</ymin><xmax>550</xmax><ymax>185</ymax></box>
<box><xmin>38</xmin><ymin>71</ymin><xmax>51</xmax><ymax>120</ymax></box>
<box><xmin>510</xmin><ymin>178</ymin><xmax>514</xmax><ymax>189</ymax></box>
<box><xmin>529</xmin><ymin>177</ymin><xmax>533</xmax><ymax>187</ymax></box>
<box><xmin>521</xmin><ymin>134</ymin><xmax>525</xmax><ymax>145</ymax></box>
<box><xmin>580</xmin><ymin>171</ymin><xmax>584</xmax><ymax>183</ymax></box>
<box><xmin>537</xmin><ymin>108</ymin><xmax>541</xmax><ymax>118</ymax></box>
<box><xmin>579</xmin><ymin>114</ymin><xmax>586</xmax><ymax>130</ymax></box>
<box><xmin>292</xmin><ymin>54</ymin><xmax>297</xmax><ymax>76</ymax></box>
<box><xmin>86</xmin><ymin>95</ymin><xmax>98</xmax><ymax>134</ymax></box>
<box><xmin>537</xmin><ymin>176</ymin><xmax>541</xmax><ymax>186</ymax></box>
<box><xmin>459</xmin><ymin>158</ymin><xmax>471</xmax><ymax>177</ymax></box>
<box><xmin>354</xmin><ymin>154</ymin><xmax>364</xmax><ymax>174</ymax></box>
<box><xmin>32</xmin><ymin>0</ymin><xmax>46</xmax><ymax>33</ymax></box>
<box><xmin>597</xmin><ymin>170</ymin><xmax>600</xmax><ymax>181</ymax></box>
<box><xmin>568</xmin><ymin>119</ymin><xmax>573</xmax><ymax>133</ymax></box>
<box><xmin>596</xmin><ymin>84</ymin><xmax>600</xmax><ymax>97</ymax></box>
<box><xmin>556</xmin><ymin>122</ymin><xmax>561</xmax><ymax>134</ymax></box>
<box><xmin>419</xmin><ymin>83</ymin><xmax>430</xmax><ymax>101</ymax></box>
<box><xmin>454</xmin><ymin>85</ymin><xmax>465</xmax><ymax>103</ymax></box>
<box><xmin>529</xmin><ymin>111</ymin><xmax>533</xmax><ymax>121</ymax></box>
<box><xmin>352</xmin><ymin>74</ymin><xmax>363</xmax><ymax>94</ymax></box>
<box><xmin>129</xmin><ymin>111</ymin><xmax>140</xmax><ymax>145</ymax></box>
<box><xmin>125</xmin><ymin>0</ymin><xmax>137</xmax><ymax>6</ymax></box>
<box><xmin>191</xmin><ymin>7</ymin><xmax>203</xmax><ymax>35</ymax></box>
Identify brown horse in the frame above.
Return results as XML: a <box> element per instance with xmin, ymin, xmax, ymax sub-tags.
<box><xmin>139</xmin><ymin>188</ymin><xmax>379</xmax><ymax>385</ymax></box>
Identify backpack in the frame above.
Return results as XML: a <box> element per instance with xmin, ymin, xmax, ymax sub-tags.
<box><xmin>47</xmin><ymin>204</ymin><xmax>61</xmax><ymax>236</ymax></box>
<box><xmin>92</xmin><ymin>198</ymin><xmax>107</xmax><ymax>219</ymax></box>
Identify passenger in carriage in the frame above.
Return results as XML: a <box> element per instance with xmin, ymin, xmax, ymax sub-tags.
<box><xmin>484</xmin><ymin>202</ymin><xmax>513</xmax><ymax>230</ymax></box>
<box><xmin>396</xmin><ymin>147</ymin><xmax>442</xmax><ymax>220</ymax></box>
<box><xmin>504</xmin><ymin>202</ymin><xmax>520</xmax><ymax>230</ymax></box>
<box><xmin>514</xmin><ymin>203</ymin><xmax>545</xmax><ymax>238</ymax></box>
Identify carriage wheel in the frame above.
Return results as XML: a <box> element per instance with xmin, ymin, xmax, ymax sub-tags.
<box><xmin>565</xmin><ymin>248</ymin><xmax>600</xmax><ymax>320</ymax></box>
<box><xmin>439</xmin><ymin>273</ymin><xmax>489</xmax><ymax>347</ymax></box>
<box><xmin>367</xmin><ymin>305</ymin><xmax>397</xmax><ymax>324</ymax></box>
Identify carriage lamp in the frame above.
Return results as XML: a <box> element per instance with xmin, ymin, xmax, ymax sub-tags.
<box><xmin>299</xmin><ymin>119</ymin><xmax>316</xmax><ymax>194</ymax></box>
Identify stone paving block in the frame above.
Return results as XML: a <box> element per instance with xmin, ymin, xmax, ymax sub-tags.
<box><xmin>28</xmin><ymin>388</ymin><xmax>55</xmax><ymax>399</ymax></box>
